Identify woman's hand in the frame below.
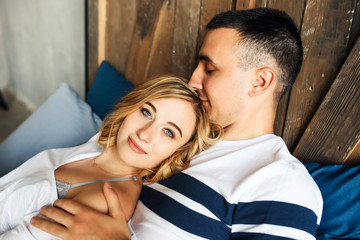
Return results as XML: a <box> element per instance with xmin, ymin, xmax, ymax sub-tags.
<box><xmin>31</xmin><ymin>182</ymin><xmax>131</xmax><ymax>240</ymax></box>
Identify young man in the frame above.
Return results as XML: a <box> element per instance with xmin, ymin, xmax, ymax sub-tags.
<box><xmin>31</xmin><ymin>8</ymin><xmax>323</xmax><ymax>240</ymax></box>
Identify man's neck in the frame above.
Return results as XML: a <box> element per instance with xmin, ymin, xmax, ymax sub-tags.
<box><xmin>221</xmin><ymin>107</ymin><xmax>276</xmax><ymax>141</ymax></box>
<box><xmin>222</xmin><ymin>123</ymin><xmax>274</xmax><ymax>141</ymax></box>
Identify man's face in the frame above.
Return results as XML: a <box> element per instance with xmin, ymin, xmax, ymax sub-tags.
<box><xmin>189</xmin><ymin>28</ymin><xmax>255</xmax><ymax>130</ymax></box>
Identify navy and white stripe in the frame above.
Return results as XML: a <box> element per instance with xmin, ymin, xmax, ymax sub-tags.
<box><xmin>140</xmin><ymin>172</ymin><xmax>318</xmax><ymax>239</ymax></box>
<box><xmin>132</xmin><ymin>135</ymin><xmax>322</xmax><ymax>239</ymax></box>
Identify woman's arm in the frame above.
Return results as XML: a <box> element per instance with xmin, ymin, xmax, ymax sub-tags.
<box><xmin>31</xmin><ymin>182</ymin><xmax>131</xmax><ymax>240</ymax></box>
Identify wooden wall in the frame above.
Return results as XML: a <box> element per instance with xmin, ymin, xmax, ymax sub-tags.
<box><xmin>87</xmin><ymin>0</ymin><xmax>360</xmax><ymax>165</ymax></box>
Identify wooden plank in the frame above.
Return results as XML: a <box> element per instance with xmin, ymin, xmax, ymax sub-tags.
<box><xmin>282</xmin><ymin>0</ymin><xmax>357</xmax><ymax>152</ymax></box>
<box><xmin>236</xmin><ymin>0</ymin><xmax>267</xmax><ymax>9</ymax></box>
<box><xmin>267</xmin><ymin>0</ymin><xmax>305</xmax><ymax>27</ymax></box>
<box><xmin>145</xmin><ymin>0</ymin><xmax>176</xmax><ymax>79</ymax></box>
<box><xmin>86</xmin><ymin>0</ymin><xmax>99</xmax><ymax>91</ymax></box>
<box><xmin>104</xmin><ymin>0</ymin><xmax>136</xmax><ymax>75</ymax></box>
<box><xmin>98</xmin><ymin>0</ymin><xmax>106</xmax><ymax>66</ymax></box>
<box><xmin>266</xmin><ymin>0</ymin><xmax>306</xmax><ymax>136</ymax></box>
<box><xmin>293</xmin><ymin>37</ymin><xmax>360</xmax><ymax>164</ymax></box>
<box><xmin>345</xmin><ymin>0</ymin><xmax>360</xmax><ymax>163</ymax></box>
<box><xmin>124</xmin><ymin>0</ymin><xmax>164</xmax><ymax>86</ymax></box>
<box><xmin>172</xmin><ymin>0</ymin><xmax>201</xmax><ymax>79</ymax></box>
<box><xmin>196</xmin><ymin>0</ymin><xmax>234</xmax><ymax>53</ymax></box>
<box><xmin>346</xmin><ymin>139</ymin><xmax>360</xmax><ymax>164</ymax></box>
<box><xmin>274</xmin><ymin>93</ymin><xmax>290</xmax><ymax>136</ymax></box>
<box><xmin>346</xmin><ymin>0</ymin><xmax>360</xmax><ymax>56</ymax></box>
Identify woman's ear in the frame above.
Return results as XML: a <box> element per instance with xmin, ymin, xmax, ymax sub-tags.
<box><xmin>248</xmin><ymin>67</ymin><xmax>275</xmax><ymax>97</ymax></box>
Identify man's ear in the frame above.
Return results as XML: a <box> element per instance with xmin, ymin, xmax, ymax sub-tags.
<box><xmin>248</xmin><ymin>67</ymin><xmax>275</xmax><ymax>97</ymax></box>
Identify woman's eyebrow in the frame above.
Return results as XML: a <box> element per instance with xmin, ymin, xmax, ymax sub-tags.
<box><xmin>168</xmin><ymin>122</ymin><xmax>182</xmax><ymax>137</ymax></box>
<box><xmin>145</xmin><ymin>101</ymin><xmax>157</xmax><ymax>112</ymax></box>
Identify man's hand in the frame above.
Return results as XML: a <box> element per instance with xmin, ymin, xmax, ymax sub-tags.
<box><xmin>31</xmin><ymin>182</ymin><xmax>131</xmax><ymax>240</ymax></box>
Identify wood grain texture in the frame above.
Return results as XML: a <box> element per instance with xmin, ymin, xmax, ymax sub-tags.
<box><xmin>346</xmin><ymin>0</ymin><xmax>360</xmax><ymax>58</ymax></box>
<box><xmin>196</xmin><ymin>0</ymin><xmax>234</xmax><ymax>53</ymax></box>
<box><xmin>267</xmin><ymin>0</ymin><xmax>306</xmax><ymax>136</ymax></box>
<box><xmin>236</xmin><ymin>0</ymin><xmax>267</xmax><ymax>9</ymax></box>
<box><xmin>346</xmin><ymin>138</ymin><xmax>360</xmax><ymax>164</ymax></box>
<box><xmin>86</xmin><ymin>0</ymin><xmax>99</xmax><ymax>89</ymax></box>
<box><xmin>293</xmin><ymin>37</ymin><xmax>360</xmax><ymax>164</ymax></box>
<box><xmin>104</xmin><ymin>0</ymin><xmax>136</xmax><ymax>75</ymax></box>
<box><xmin>145</xmin><ymin>0</ymin><xmax>176</xmax><ymax>79</ymax></box>
<box><xmin>98</xmin><ymin>0</ymin><xmax>106</xmax><ymax>66</ymax></box>
<box><xmin>172</xmin><ymin>0</ymin><xmax>201</xmax><ymax>79</ymax></box>
<box><xmin>125</xmin><ymin>0</ymin><xmax>164</xmax><ymax>86</ymax></box>
<box><xmin>86</xmin><ymin>0</ymin><xmax>360</xmax><ymax>165</ymax></box>
<box><xmin>283</xmin><ymin>0</ymin><xmax>357</xmax><ymax>152</ymax></box>
<box><xmin>346</xmin><ymin>0</ymin><xmax>360</xmax><ymax>163</ymax></box>
<box><xmin>268</xmin><ymin>0</ymin><xmax>305</xmax><ymax>27</ymax></box>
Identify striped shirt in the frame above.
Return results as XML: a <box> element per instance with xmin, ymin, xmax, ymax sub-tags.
<box><xmin>130</xmin><ymin>134</ymin><xmax>323</xmax><ymax>240</ymax></box>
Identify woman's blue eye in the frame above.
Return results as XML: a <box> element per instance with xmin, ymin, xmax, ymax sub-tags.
<box><xmin>164</xmin><ymin>129</ymin><xmax>174</xmax><ymax>138</ymax></box>
<box><xmin>141</xmin><ymin>108</ymin><xmax>151</xmax><ymax>118</ymax></box>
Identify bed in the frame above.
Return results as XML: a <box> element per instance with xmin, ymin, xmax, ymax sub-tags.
<box><xmin>1</xmin><ymin>0</ymin><xmax>360</xmax><ymax>239</ymax></box>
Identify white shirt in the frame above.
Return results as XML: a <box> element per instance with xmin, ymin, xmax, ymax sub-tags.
<box><xmin>130</xmin><ymin>134</ymin><xmax>323</xmax><ymax>239</ymax></box>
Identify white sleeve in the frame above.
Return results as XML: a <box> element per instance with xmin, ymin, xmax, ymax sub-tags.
<box><xmin>0</xmin><ymin>214</ymin><xmax>60</xmax><ymax>240</ymax></box>
<box><xmin>0</xmin><ymin>175</ymin><xmax>57</xmax><ymax>239</ymax></box>
<box><xmin>0</xmin><ymin>224</ymin><xmax>32</xmax><ymax>240</ymax></box>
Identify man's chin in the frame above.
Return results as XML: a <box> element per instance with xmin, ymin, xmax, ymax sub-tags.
<box><xmin>203</xmin><ymin>104</ymin><xmax>221</xmax><ymax>123</ymax></box>
<box><xmin>208</xmin><ymin>112</ymin><xmax>219</xmax><ymax>124</ymax></box>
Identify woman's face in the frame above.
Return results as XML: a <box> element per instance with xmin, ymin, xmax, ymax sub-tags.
<box><xmin>115</xmin><ymin>97</ymin><xmax>197</xmax><ymax>170</ymax></box>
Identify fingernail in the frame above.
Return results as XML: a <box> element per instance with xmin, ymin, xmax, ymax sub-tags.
<box><xmin>105</xmin><ymin>182</ymin><xmax>112</xmax><ymax>188</ymax></box>
<box><xmin>30</xmin><ymin>217</ymin><xmax>36</xmax><ymax>224</ymax></box>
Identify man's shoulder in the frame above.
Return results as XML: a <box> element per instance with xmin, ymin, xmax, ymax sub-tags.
<box><xmin>253</xmin><ymin>158</ymin><xmax>323</xmax><ymax>219</ymax></box>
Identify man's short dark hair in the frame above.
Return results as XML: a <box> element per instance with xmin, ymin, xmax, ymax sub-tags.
<box><xmin>207</xmin><ymin>8</ymin><xmax>303</xmax><ymax>99</ymax></box>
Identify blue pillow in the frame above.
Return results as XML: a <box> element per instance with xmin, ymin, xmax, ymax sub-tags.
<box><xmin>87</xmin><ymin>61</ymin><xmax>134</xmax><ymax>119</ymax></box>
<box><xmin>0</xmin><ymin>83</ymin><xmax>102</xmax><ymax>176</ymax></box>
<box><xmin>305</xmin><ymin>162</ymin><xmax>360</xmax><ymax>239</ymax></box>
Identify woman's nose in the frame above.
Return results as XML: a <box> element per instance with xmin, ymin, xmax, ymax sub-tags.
<box><xmin>137</xmin><ymin>123</ymin><xmax>156</xmax><ymax>143</ymax></box>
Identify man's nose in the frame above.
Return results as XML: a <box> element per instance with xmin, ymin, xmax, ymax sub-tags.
<box><xmin>188</xmin><ymin>66</ymin><xmax>203</xmax><ymax>90</ymax></box>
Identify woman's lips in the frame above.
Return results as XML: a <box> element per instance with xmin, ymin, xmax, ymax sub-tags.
<box><xmin>200</xmin><ymin>98</ymin><xmax>209</xmax><ymax>105</ymax></box>
<box><xmin>128</xmin><ymin>137</ymin><xmax>147</xmax><ymax>154</ymax></box>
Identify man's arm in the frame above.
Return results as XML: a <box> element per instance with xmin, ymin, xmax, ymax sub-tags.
<box><xmin>31</xmin><ymin>182</ymin><xmax>131</xmax><ymax>240</ymax></box>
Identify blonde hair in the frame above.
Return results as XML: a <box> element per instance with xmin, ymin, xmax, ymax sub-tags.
<box><xmin>98</xmin><ymin>75</ymin><xmax>222</xmax><ymax>183</ymax></box>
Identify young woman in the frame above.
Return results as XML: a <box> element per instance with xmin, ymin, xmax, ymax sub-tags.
<box><xmin>0</xmin><ymin>75</ymin><xmax>222</xmax><ymax>239</ymax></box>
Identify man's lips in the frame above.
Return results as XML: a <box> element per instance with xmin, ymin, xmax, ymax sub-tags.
<box><xmin>128</xmin><ymin>137</ymin><xmax>147</xmax><ymax>154</ymax></box>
